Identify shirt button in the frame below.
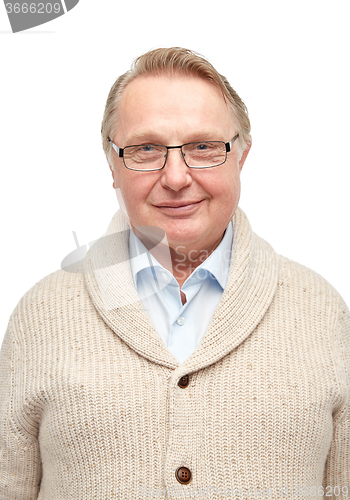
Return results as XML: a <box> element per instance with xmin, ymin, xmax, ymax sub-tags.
<box><xmin>177</xmin><ymin>316</ymin><xmax>185</xmax><ymax>326</ymax></box>
<box><xmin>161</xmin><ymin>272</ymin><xmax>168</xmax><ymax>281</ymax></box>
<box><xmin>175</xmin><ymin>466</ymin><xmax>192</xmax><ymax>484</ymax></box>
<box><xmin>178</xmin><ymin>374</ymin><xmax>190</xmax><ymax>388</ymax></box>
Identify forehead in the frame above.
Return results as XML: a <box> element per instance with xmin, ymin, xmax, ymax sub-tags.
<box><xmin>115</xmin><ymin>73</ymin><xmax>234</xmax><ymax>144</ymax></box>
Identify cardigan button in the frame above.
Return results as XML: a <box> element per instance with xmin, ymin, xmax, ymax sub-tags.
<box><xmin>175</xmin><ymin>466</ymin><xmax>192</xmax><ymax>484</ymax></box>
<box><xmin>178</xmin><ymin>374</ymin><xmax>189</xmax><ymax>388</ymax></box>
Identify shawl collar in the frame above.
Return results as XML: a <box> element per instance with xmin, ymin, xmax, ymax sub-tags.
<box><xmin>84</xmin><ymin>207</ymin><xmax>279</xmax><ymax>372</ymax></box>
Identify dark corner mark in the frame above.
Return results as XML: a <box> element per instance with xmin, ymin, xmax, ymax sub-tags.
<box><xmin>4</xmin><ymin>0</ymin><xmax>80</xmax><ymax>33</ymax></box>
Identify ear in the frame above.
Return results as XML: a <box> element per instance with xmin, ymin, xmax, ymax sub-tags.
<box><xmin>239</xmin><ymin>141</ymin><xmax>252</xmax><ymax>171</ymax></box>
<box><xmin>109</xmin><ymin>163</ymin><xmax>116</xmax><ymax>189</ymax></box>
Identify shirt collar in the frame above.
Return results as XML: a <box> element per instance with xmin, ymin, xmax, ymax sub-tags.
<box><xmin>196</xmin><ymin>221</ymin><xmax>233</xmax><ymax>289</ymax></box>
<box><xmin>129</xmin><ymin>221</ymin><xmax>233</xmax><ymax>291</ymax></box>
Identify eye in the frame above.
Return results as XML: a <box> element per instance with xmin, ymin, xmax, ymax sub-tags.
<box><xmin>126</xmin><ymin>144</ymin><xmax>166</xmax><ymax>164</ymax></box>
<box><xmin>195</xmin><ymin>143</ymin><xmax>210</xmax><ymax>150</ymax></box>
<box><xmin>140</xmin><ymin>145</ymin><xmax>155</xmax><ymax>152</ymax></box>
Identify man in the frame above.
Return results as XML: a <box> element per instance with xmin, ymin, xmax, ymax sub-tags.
<box><xmin>0</xmin><ymin>47</ymin><xmax>349</xmax><ymax>499</ymax></box>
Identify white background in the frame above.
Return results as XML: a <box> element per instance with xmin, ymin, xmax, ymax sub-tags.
<box><xmin>1</xmin><ymin>0</ymin><xmax>349</xmax><ymax>342</ymax></box>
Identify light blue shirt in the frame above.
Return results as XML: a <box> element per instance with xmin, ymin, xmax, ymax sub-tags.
<box><xmin>129</xmin><ymin>222</ymin><xmax>233</xmax><ymax>364</ymax></box>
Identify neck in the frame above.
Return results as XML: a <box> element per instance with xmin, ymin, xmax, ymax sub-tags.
<box><xmin>132</xmin><ymin>226</ymin><xmax>225</xmax><ymax>288</ymax></box>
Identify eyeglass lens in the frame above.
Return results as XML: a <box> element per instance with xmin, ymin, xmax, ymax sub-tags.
<box><xmin>123</xmin><ymin>142</ymin><xmax>227</xmax><ymax>170</ymax></box>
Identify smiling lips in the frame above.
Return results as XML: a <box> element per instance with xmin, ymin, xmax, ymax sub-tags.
<box><xmin>154</xmin><ymin>200</ymin><xmax>204</xmax><ymax>213</ymax></box>
<box><xmin>155</xmin><ymin>200</ymin><xmax>202</xmax><ymax>208</ymax></box>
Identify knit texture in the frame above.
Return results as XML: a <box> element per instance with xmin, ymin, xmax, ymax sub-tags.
<box><xmin>0</xmin><ymin>207</ymin><xmax>349</xmax><ymax>499</ymax></box>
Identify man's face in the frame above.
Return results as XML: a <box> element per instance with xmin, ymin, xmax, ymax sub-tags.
<box><xmin>110</xmin><ymin>73</ymin><xmax>249</xmax><ymax>254</ymax></box>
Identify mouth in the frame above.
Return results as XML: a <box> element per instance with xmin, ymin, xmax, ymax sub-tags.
<box><xmin>153</xmin><ymin>200</ymin><xmax>204</xmax><ymax>214</ymax></box>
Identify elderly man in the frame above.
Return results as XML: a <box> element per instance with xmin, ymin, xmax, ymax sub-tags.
<box><xmin>1</xmin><ymin>47</ymin><xmax>349</xmax><ymax>499</ymax></box>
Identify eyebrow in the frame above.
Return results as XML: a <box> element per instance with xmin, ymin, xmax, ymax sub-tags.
<box><xmin>124</xmin><ymin>130</ymin><xmax>225</xmax><ymax>146</ymax></box>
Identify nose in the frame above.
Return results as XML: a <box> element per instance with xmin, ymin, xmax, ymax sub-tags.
<box><xmin>160</xmin><ymin>148</ymin><xmax>192</xmax><ymax>192</ymax></box>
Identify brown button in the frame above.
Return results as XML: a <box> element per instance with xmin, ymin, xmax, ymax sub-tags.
<box><xmin>175</xmin><ymin>466</ymin><xmax>192</xmax><ymax>484</ymax></box>
<box><xmin>178</xmin><ymin>374</ymin><xmax>189</xmax><ymax>388</ymax></box>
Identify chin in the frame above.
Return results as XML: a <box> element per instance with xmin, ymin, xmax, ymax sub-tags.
<box><xmin>166</xmin><ymin>228</ymin><xmax>207</xmax><ymax>249</ymax></box>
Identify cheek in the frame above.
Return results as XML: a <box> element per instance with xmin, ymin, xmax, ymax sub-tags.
<box><xmin>219</xmin><ymin>185</ymin><xmax>240</xmax><ymax>212</ymax></box>
<box><xmin>119</xmin><ymin>176</ymin><xmax>154</xmax><ymax>216</ymax></box>
<box><xmin>212</xmin><ymin>172</ymin><xmax>241</xmax><ymax>217</ymax></box>
<box><xmin>203</xmin><ymin>169</ymin><xmax>240</xmax><ymax>203</ymax></box>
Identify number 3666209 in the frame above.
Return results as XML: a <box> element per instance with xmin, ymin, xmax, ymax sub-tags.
<box><xmin>5</xmin><ymin>3</ymin><xmax>62</xmax><ymax>14</ymax></box>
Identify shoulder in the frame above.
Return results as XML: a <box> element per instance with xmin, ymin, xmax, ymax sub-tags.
<box><xmin>9</xmin><ymin>263</ymin><xmax>89</xmax><ymax>333</ymax></box>
<box><xmin>277</xmin><ymin>252</ymin><xmax>343</xmax><ymax>301</ymax></box>
<box><xmin>245</xmin><ymin>212</ymin><xmax>349</xmax><ymax>328</ymax></box>
<box><xmin>268</xmin><ymin>247</ymin><xmax>350</xmax><ymax>333</ymax></box>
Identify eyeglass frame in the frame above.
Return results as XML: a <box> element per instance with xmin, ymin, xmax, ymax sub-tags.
<box><xmin>107</xmin><ymin>134</ymin><xmax>239</xmax><ymax>172</ymax></box>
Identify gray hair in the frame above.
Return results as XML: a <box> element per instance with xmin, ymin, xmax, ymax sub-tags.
<box><xmin>101</xmin><ymin>47</ymin><xmax>252</xmax><ymax>165</ymax></box>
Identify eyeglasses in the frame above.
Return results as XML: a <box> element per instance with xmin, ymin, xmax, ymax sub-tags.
<box><xmin>108</xmin><ymin>134</ymin><xmax>239</xmax><ymax>171</ymax></box>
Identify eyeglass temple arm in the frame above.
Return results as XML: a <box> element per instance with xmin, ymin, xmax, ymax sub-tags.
<box><xmin>225</xmin><ymin>134</ymin><xmax>239</xmax><ymax>153</ymax></box>
<box><xmin>108</xmin><ymin>138</ymin><xmax>124</xmax><ymax>158</ymax></box>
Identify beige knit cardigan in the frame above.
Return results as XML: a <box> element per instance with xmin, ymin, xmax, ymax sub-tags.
<box><xmin>0</xmin><ymin>207</ymin><xmax>349</xmax><ymax>499</ymax></box>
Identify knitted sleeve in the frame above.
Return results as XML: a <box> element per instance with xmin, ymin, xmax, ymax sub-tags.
<box><xmin>0</xmin><ymin>316</ymin><xmax>42</xmax><ymax>500</ymax></box>
<box><xmin>322</xmin><ymin>297</ymin><xmax>350</xmax><ymax>494</ymax></box>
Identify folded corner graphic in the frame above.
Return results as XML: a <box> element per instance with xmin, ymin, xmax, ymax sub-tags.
<box><xmin>64</xmin><ymin>0</ymin><xmax>79</xmax><ymax>10</ymax></box>
<box><xmin>4</xmin><ymin>0</ymin><xmax>80</xmax><ymax>33</ymax></box>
